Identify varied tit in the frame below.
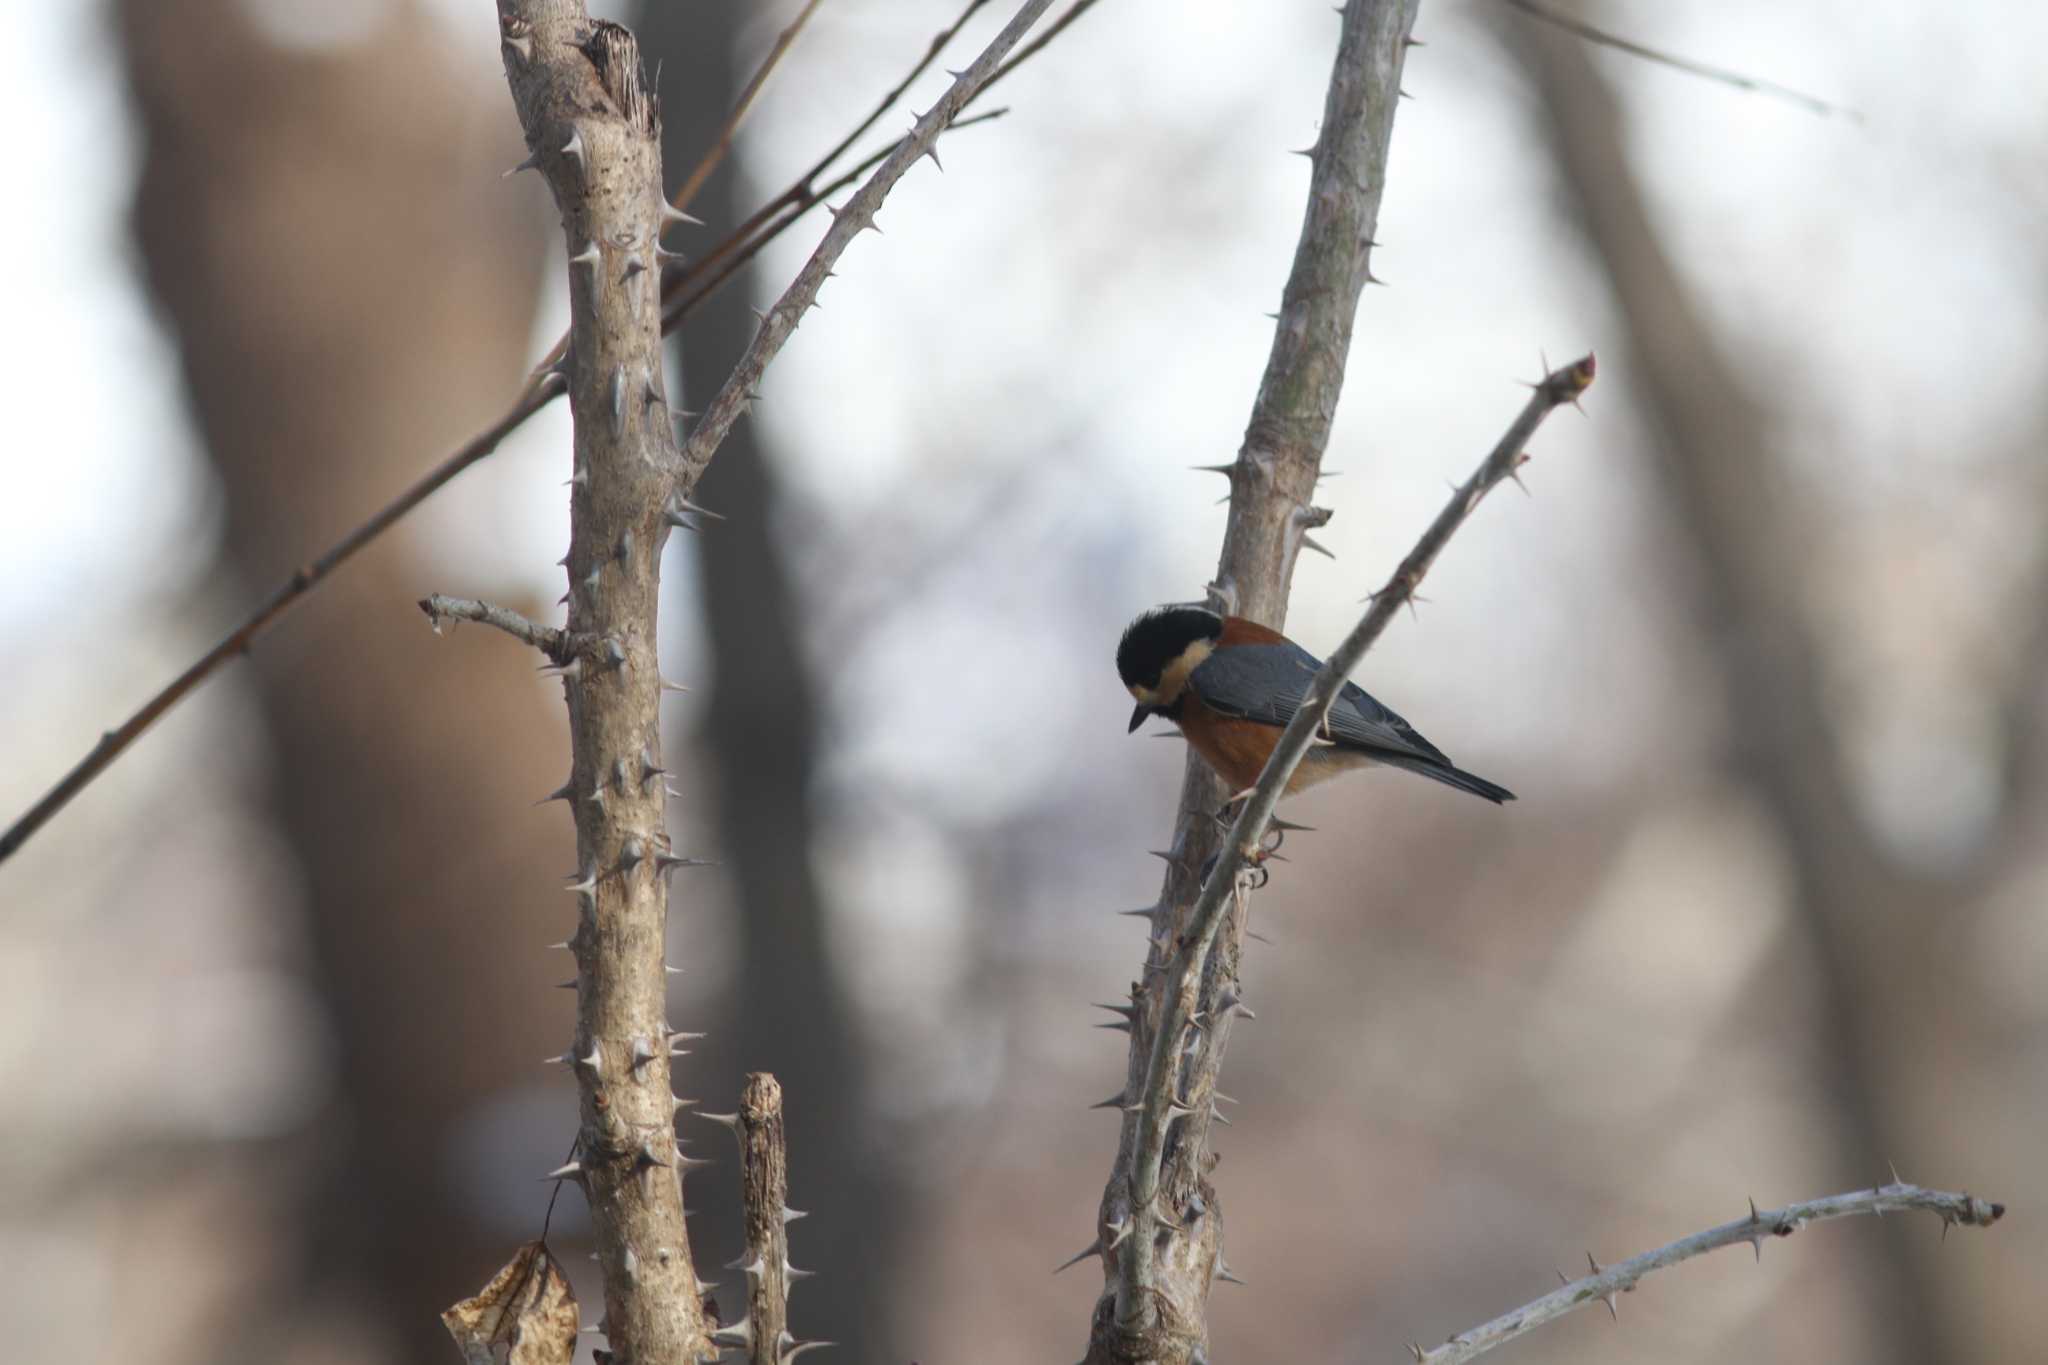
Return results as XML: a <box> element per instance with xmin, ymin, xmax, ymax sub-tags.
<box><xmin>1116</xmin><ymin>604</ymin><xmax>1514</xmax><ymax>804</ymax></box>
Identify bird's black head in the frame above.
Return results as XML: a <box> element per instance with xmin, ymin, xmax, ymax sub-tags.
<box><xmin>1117</xmin><ymin>604</ymin><xmax>1224</xmax><ymax>732</ymax></box>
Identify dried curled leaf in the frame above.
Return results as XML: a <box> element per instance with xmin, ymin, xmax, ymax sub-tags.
<box><xmin>442</xmin><ymin>1240</ymin><xmax>579</xmax><ymax>1365</ymax></box>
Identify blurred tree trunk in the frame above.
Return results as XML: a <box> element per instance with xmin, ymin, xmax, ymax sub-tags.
<box><xmin>116</xmin><ymin>5</ymin><xmax>560</xmax><ymax>1361</ymax></box>
<box><xmin>1499</xmin><ymin>10</ymin><xmax>1962</xmax><ymax>1362</ymax></box>
<box><xmin>637</xmin><ymin>2</ymin><xmax>910</xmax><ymax>1354</ymax></box>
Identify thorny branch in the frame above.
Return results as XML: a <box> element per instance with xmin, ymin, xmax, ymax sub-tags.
<box><xmin>1411</xmin><ymin>1181</ymin><xmax>2004</xmax><ymax>1364</ymax></box>
<box><xmin>0</xmin><ymin>0</ymin><xmax>1094</xmax><ymax>868</ymax></box>
<box><xmin>1087</xmin><ymin>3</ymin><xmax>1425</xmax><ymax>1360</ymax></box>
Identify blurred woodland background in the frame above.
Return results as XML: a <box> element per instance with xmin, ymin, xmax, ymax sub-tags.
<box><xmin>2</xmin><ymin>0</ymin><xmax>2044</xmax><ymax>1361</ymax></box>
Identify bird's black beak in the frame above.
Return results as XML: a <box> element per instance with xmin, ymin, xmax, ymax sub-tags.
<box><xmin>1128</xmin><ymin>703</ymin><xmax>1153</xmax><ymax>734</ymax></box>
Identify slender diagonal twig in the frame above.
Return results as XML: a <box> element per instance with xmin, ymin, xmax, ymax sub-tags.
<box><xmin>671</xmin><ymin>0</ymin><xmax>1063</xmax><ymax>494</ymax></box>
<box><xmin>660</xmin><ymin>108</ymin><xmax>1008</xmax><ymax>331</ymax></box>
<box><xmin>0</xmin><ymin>368</ymin><xmax>561</xmax><ymax>864</ymax></box>
<box><xmin>665</xmin><ymin>0</ymin><xmax>827</xmax><ymax>221</ymax></box>
<box><xmin>1411</xmin><ymin>1181</ymin><xmax>2003</xmax><ymax>1364</ymax></box>
<box><xmin>657</xmin><ymin>0</ymin><xmax>997</xmax><ymax>321</ymax></box>
<box><xmin>1501</xmin><ymin>0</ymin><xmax>1861</xmax><ymax>121</ymax></box>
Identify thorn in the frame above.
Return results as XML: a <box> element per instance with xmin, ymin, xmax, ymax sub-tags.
<box><xmin>1088</xmin><ymin>1091</ymin><xmax>1127</xmax><ymax>1111</ymax></box>
<box><xmin>1406</xmin><ymin>1344</ymin><xmax>1424</xmax><ymax>1363</ymax></box>
<box><xmin>784</xmin><ymin>1260</ymin><xmax>814</xmax><ymax>1281</ymax></box>
<box><xmin>616</xmin><ymin>528</ymin><xmax>635</xmax><ymax>564</ymax></box>
<box><xmin>564</xmin><ymin>865</ymin><xmax>599</xmax><ymax>895</ymax></box>
<box><xmin>502</xmin><ymin>151</ymin><xmax>541</xmax><ymax>178</ymax></box>
<box><xmin>617</xmin><ymin>838</ymin><xmax>645</xmax><ymax>875</ymax></box>
<box><xmin>631</xmin><ymin>1036</ymin><xmax>656</xmax><ymax>1071</ymax></box>
<box><xmin>1117</xmin><ymin>905</ymin><xmax>1160</xmax><ymax>918</ymax></box>
<box><xmin>603</xmin><ymin>637</ymin><xmax>627</xmax><ymax>670</ymax></box>
<box><xmin>543</xmin><ymin>1161</ymin><xmax>584</xmax><ymax>1182</ymax></box>
<box><xmin>1052</xmin><ymin>1240</ymin><xmax>1102</xmax><ymax>1275</ymax></box>
<box><xmin>621</xmin><ymin>253</ymin><xmax>648</xmax><ymax>282</ymax></box>
<box><xmin>1216</xmin><ymin>1258</ymin><xmax>1247</xmax><ymax>1286</ymax></box>
<box><xmin>561</xmin><ymin>127</ymin><xmax>585</xmax><ymax>167</ymax></box>
<box><xmin>660</xmin><ymin>202</ymin><xmax>704</xmax><ymax>228</ymax></box>
<box><xmin>635</xmin><ymin>1139</ymin><xmax>670</xmax><ymax>1169</ymax></box>
<box><xmin>782</xmin><ymin>1341</ymin><xmax>834</xmax><ymax>1363</ymax></box>
<box><xmin>700</xmin><ymin>1111</ymin><xmax>741</xmax><ymax>1132</ymax></box>
<box><xmin>781</xmin><ymin>1206</ymin><xmax>807</xmax><ymax>1223</ymax></box>
<box><xmin>571</xmin><ymin>240</ymin><xmax>601</xmax><ymax>273</ymax></box>
<box><xmin>710</xmin><ymin>1322</ymin><xmax>753</xmax><ymax>1349</ymax></box>
<box><xmin>639</xmin><ymin>746</ymin><xmax>666</xmax><ymax>788</ymax></box>
<box><xmin>1300</xmin><ymin>534</ymin><xmax>1334</xmax><ymax>560</ymax></box>
<box><xmin>1191</xmin><ymin>463</ymin><xmax>1236</xmax><ymax>476</ymax></box>
<box><xmin>620</xmin><ymin>1246</ymin><xmax>637</xmax><ymax>1282</ymax></box>
<box><xmin>575</xmin><ymin>1040</ymin><xmax>602</xmax><ymax>1072</ymax></box>
<box><xmin>538</xmin><ymin>780</ymin><xmax>574</xmax><ymax>805</ymax></box>
<box><xmin>610</xmin><ymin>368</ymin><xmax>625</xmax><ymax>430</ymax></box>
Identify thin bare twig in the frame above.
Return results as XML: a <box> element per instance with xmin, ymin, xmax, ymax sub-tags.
<box><xmin>672</xmin><ymin>0</ymin><xmax>1063</xmax><ymax>494</ymax></box>
<box><xmin>659</xmin><ymin>108</ymin><xmax>1008</xmax><ymax>331</ymax></box>
<box><xmin>1412</xmin><ymin>1181</ymin><xmax>2004</xmax><ymax>1364</ymax></box>
<box><xmin>418</xmin><ymin>593</ymin><xmax>572</xmax><ymax>659</ymax></box>
<box><xmin>1500</xmin><ymin>0</ymin><xmax>1862</xmax><ymax>121</ymax></box>
<box><xmin>0</xmin><ymin>369</ymin><xmax>561</xmax><ymax>865</ymax></box>
<box><xmin>664</xmin><ymin>0</ymin><xmax>827</xmax><ymax>221</ymax></box>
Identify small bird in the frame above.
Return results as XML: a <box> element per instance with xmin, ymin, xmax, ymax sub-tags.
<box><xmin>1116</xmin><ymin>603</ymin><xmax>1514</xmax><ymax>804</ymax></box>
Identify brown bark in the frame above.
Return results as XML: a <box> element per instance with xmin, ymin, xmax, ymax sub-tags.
<box><xmin>113</xmin><ymin>4</ymin><xmax>561</xmax><ymax>1359</ymax></box>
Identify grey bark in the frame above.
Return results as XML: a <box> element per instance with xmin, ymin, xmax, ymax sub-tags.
<box><xmin>1086</xmin><ymin>3</ymin><xmax>1422</xmax><ymax>1361</ymax></box>
<box><xmin>495</xmin><ymin>6</ymin><xmax>710</xmax><ymax>1361</ymax></box>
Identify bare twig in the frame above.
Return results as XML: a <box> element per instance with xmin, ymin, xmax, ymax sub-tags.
<box><xmin>1500</xmin><ymin>0</ymin><xmax>1861</xmax><ymax>121</ymax></box>
<box><xmin>662</xmin><ymin>0</ymin><xmax>826</xmax><ymax>222</ymax></box>
<box><xmin>1411</xmin><ymin>1181</ymin><xmax>2004</xmax><ymax>1364</ymax></box>
<box><xmin>1087</xmin><ymin>4</ymin><xmax>1424</xmax><ymax>1361</ymax></box>
<box><xmin>419</xmin><ymin>593</ymin><xmax>572</xmax><ymax>659</ymax></box>
<box><xmin>0</xmin><ymin>370</ymin><xmax>561</xmax><ymax>866</ymax></box>
<box><xmin>672</xmin><ymin>0</ymin><xmax>1062</xmax><ymax>495</ymax></box>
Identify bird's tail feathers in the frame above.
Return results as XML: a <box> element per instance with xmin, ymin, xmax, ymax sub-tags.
<box><xmin>1378</xmin><ymin>753</ymin><xmax>1515</xmax><ymax>804</ymax></box>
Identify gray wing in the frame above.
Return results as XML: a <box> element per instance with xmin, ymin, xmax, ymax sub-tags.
<box><xmin>1187</xmin><ymin>642</ymin><xmax>1453</xmax><ymax>766</ymax></box>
